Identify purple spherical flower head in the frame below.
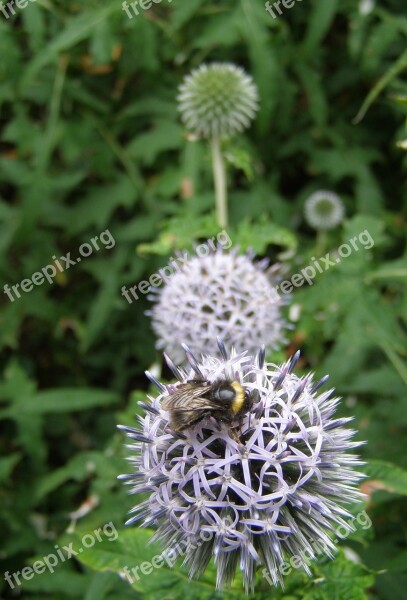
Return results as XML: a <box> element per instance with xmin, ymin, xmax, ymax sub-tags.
<box><xmin>147</xmin><ymin>249</ymin><xmax>290</xmax><ymax>364</ymax></box>
<box><xmin>118</xmin><ymin>341</ymin><xmax>365</xmax><ymax>593</ymax></box>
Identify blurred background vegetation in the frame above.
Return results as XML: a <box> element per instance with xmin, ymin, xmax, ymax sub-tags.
<box><xmin>0</xmin><ymin>0</ymin><xmax>406</xmax><ymax>598</ymax></box>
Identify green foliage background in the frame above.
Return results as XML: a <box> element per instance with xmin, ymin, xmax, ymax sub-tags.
<box><xmin>0</xmin><ymin>0</ymin><xmax>406</xmax><ymax>598</ymax></box>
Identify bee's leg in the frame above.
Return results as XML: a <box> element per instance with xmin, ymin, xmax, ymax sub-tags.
<box><xmin>231</xmin><ymin>429</ymin><xmax>240</xmax><ymax>443</ymax></box>
<box><xmin>229</xmin><ymin>424</ymin><xmax>245</xmax><ymax>444</ymax></box>
<box><xmin>208</xmin><ymin>416</ymin><xmax>222</xmax><ymax>431</ymax></box>
<box><xmin>172</xmin><ymin>430</ymin><xmax>187</xmax><ymax>441</ymax></box>
<box><xmin>234</xmin><ymin>430</ymin><xmax>247</xmax><ymax>445</ymax></box>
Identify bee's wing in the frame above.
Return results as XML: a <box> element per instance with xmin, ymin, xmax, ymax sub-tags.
<box><xmin>161</xmin><ymin>383</ymin><xmax>219</xmax><ymax>412</ymax></box>
<box><xmin>161</xmin><ymin>383</ymin><xmax>220</xmax><ymax>430</ymax></box>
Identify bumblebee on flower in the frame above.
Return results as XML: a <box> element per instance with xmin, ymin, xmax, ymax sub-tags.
<box><xmin>118</xmin><ymin>341</ymin><xmax>365</xmax><ymax>593</ymax></box>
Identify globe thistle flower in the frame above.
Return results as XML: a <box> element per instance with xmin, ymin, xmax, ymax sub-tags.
<box><xmin>177</xmin><ymin>63</ymin><xmax>258</xmax><ymax>227</ymax></box>
<box><xmin>177</xmin><ymin>63</ymin><xmax>259</xmax><ymax>139</ymax></box>
<box><xmin>304</xmin><ymin>191</ymin><xmax>345</xmax><ymax>231</ymax></box>
<box><xmin>118</xmin><ymin>342</ymin><xmax>365</xmax><ymax>593</ymax></box>
<box><xmin>147</xmin><ymin>249</ymin><xmax>289</xmax><ymax>365</ymax></box>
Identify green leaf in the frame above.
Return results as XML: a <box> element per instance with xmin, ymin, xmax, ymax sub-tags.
<box><xmin>75</xmin><ymin>528</ymin><xmax>244</xmax><ymax>599</ymax></box>
<box><xmin>0</xmin><ymin>452</ymin><xmax>21</xmax><ymax>483</ymax></box>
<box><xmin>239</xmin><ymin>0</ymin><xmax>280</xmax><ymax>131</ymax></box>
<box><xmin>295</xmin><ymin>63</ymin><xmax>328</xmax><ymax>127</ymax></box>
<box><xmin>80</xmin><ymin>248</ymin><xmax>128</xmax><ymax>352</ymax></box>
<box><xmin>170</xmin><ymin>0</ymin><xmax>205</xmax><ymax>30</ymax></box>
<box><xmin>26</xmin><ymin>389</ymin><xmax>119</xmax><ymax>413</ymax></box>
<box><xmin>20</xmin><ymin>2</ymin><xmax>119</xmax><ymax>89</ymax></box>
<box><xmin>19</xmin><ymin>568</ymin><xmax>88</xmax><ymax>596</ymax></box>
<box><xmin>365</xmin><ymin>254</ymin><xmax>407</xmax><ymax>283</ymax></box>
<box><xmin>21</xmin><ymin>4</ymin><xmax>46</xmax><ymax>54</ymax></box>
<box><xmin>340</xmin><ymin>365</ymin><xmax>406</xmax><ymax>397</ymax></box>
<box><xmin>341</xmin><ymin>215</ymin><xmax>386</xmax><ymax>257</ymax></box>
<box><xmin>303</xmin><ymin>0</ymin><xmax>339</xmax><ymax>54</ymax></box>
<box><xmin>353</xmin><ymin>48</ymin><xmax>407</xmax><ymax>123</ymax></box>
<box><xmin>34</xmin><ymin>452</ymin><xmax>98</xmax><ymax>501</ymax></box>
<box><xmin>137</xmin><ymin>215</ymin><xmax>220</xmax><ymax>255</ymax></box>
<box><xmin>234</xmin><ymin>217</ymin><xmax>298</xmax><ymax>254</ymax></box>
<box><xmin>223</xmin><ymin>143</ymin><xmax>255</xmax><ymax>180</ymax></box>
<box><xmin>84</xmin><ymin>572</ymin><xmax>120</xmax><ymax>600</ymax></box>
<box><xmin>363</xmin><ymin>460</ymin><xmax>407</xmax><ymax>496</ymax></box>
<box><xmin>305</xmin><ymin>551</ymin><xmax>375</xmax><ymax>600</ymax></box>
<box><xmin>127</xmin><ymin>120</ymin><xmax>184</xmax><ymax>165</ymax></box>
<box><xmin>61</xmin><ymin>179</ymin><xmax>137</xmax><ymax>235</ymax></box>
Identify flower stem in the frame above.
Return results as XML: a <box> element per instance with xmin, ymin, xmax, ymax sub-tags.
<box><xmin>211</xmin><ymin>135</ymin><xmax>228</xmax><ymax>228</ymax></box>
<box><xmin>316</xmin><ymin>229</ymin><xmax>327</xmax><ymax>256</ymax></box>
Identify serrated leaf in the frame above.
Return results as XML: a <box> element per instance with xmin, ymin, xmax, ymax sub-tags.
<box><xmin>342</xmin><ymin>215</ymin><xmax>386</xmax><ymax>250</ymax></box>
<box><xmin>363</xmin><ymin>460</ymin><xmax>407</xmax><ymax>496</ymax></box>
<box><xmin>127</xmin><ymin>120</ymin><xmax>184</xmax><ymax>165</ymax></box>
<box><xmin>80</xmin><ymin>248</ymin><xmax>128</xmax><ymax>352</ymax></box>
<box><xmin>234</xmin><ymin>217</ymin><xmax>298</xmax><ymax>253</ymax></box>
<box><xmin>74</xmin><ymin>528</ymin><xmax>244</xmax><ymax>599</ymax></box>
<box><xmin>137</xmin><ymin>215</ymin><xmax>221</xmax><ymax>255</ymax></box>
<box><xmin>223</xmin><ymin>144</ymin><xmax>255</xmax><ymax>180</ymax></box>
<box><xmin>305</xmin><ymin>551</ymin><xmax>375</xmax><ymax>600</ymax></box>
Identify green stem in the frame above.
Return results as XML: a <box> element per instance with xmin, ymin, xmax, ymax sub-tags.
<box><xmin>37</xmin><ymin>54</ymin><xmax>69</xmax><ymax>173</ymax></box>
<box><xmin>95</xmin><ymin>121</ymin><xmax>141</xmax><ymax>192</ymax></box>
<box><xmin>365</xmin><ymin>268</ymin><xmax>407</xmax><ymax>283</ymax></box>
<box><xmin>315</xmin><ymin>229</ymin><xmax>327</xmax><ymax>256</ymax></box>
<box><xmin>211</xmin><ymin>135</ymin><xmax>228</xmax><ymax>228</ymax></box>
<box><xmin>380</xmin><ymin>342</ymin><xmax>407</xmax><ymax>387</ymax></box>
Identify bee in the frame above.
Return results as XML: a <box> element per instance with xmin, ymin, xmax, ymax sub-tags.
<box><xmin>161</xmin><ymin>378</ymin><xmax>253</xmax><ymax>434</ymax></box>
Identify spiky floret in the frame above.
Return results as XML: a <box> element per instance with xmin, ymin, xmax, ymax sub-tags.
<box><xmin>118</xmin><ymin>343</ymin><xmax>365</xmax><ymax>593</ymax></box>
<box><xmin>147</xmin><ymin>249</ymin><xmax>289</xmax><ymax>364</ymax></box>
<box><xmin>304</xmin><ymin>190</ymin><xmax>345</xmax><ymax>231</ymax></box>
<box><xmin>177</xmin><ymin>63</ymin><xmax>259</xmax><ymax>138</ymax></box>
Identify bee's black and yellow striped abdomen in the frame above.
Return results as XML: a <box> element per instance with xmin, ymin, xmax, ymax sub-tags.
<box><xmin>230</xmin><ymin>381</ymin><xmax>245</xmax><ymax>414</ymax></box>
